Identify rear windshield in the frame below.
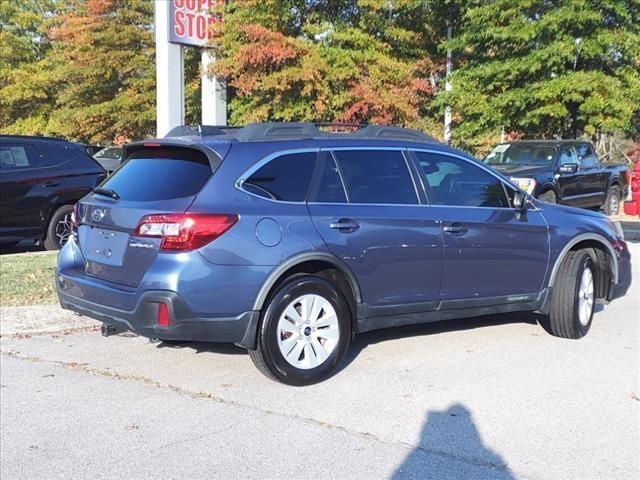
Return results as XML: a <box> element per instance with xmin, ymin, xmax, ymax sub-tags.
<box><xmin>101</xmin><ymin>148</ymin><xmax>212</xmax><ymax>201</ymax></box>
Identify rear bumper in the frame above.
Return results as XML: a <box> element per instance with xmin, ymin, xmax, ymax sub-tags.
<box><xmin>58</xmin><ymin>287</ymin><xmax>260</xmax><ymax>348</ymax></box>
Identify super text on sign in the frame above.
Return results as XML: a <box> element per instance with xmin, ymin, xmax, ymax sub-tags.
<box><xmin>169</xmin><ymin>0</ymin><xmax>223</xmax><ymax>47</ymax></box>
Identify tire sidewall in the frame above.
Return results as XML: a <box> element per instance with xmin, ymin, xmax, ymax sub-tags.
<box><xmin>572</xmin><ymin>255</ymin><xmax>595</xmax><ymax>336</ymax></box>
<box><xmin>44</xmin><ymin>205</ymin><xmax>74</xmax><ymax>250</ymax></box>
<box><xmin>259</xmin><ymin>276</ymin><xmax>351</xmax><ymax>386</ymax></box>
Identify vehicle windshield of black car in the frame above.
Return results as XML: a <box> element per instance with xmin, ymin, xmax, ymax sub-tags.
<box><xmin>484</xmin><ymin>144</ymin><xmax>557</xmax><ymax>166</ymax></box>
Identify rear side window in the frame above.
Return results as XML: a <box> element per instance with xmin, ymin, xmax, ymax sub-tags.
<box><xmin>332</xmin><ymin>150</ymin><xmax>418</xmax><ymax>205</ymax></box>
<box><xmin>243</xmin><ymin>152</ymin><xmax>316</xmax><ymax>202</ymax></box>
<box><xmin>414</xmin><ymin>151</ymin><xmax>509</xmax><ymax>208</ymax></box>
<box><xmin>313</xmin><ymin>152</ymin><xmax>347</xmax><ymax>203</ymax></box>
<box><xmin>0</xmin><ymin>143</ymin><xmax>40</xmax><ymax>169</ymax></box>
<box><xmin>101</xmin><ymin>148</ymin><xmax>212</xmax><ymax>201</ymax></box>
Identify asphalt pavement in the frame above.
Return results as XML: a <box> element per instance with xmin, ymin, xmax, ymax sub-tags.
<box><xmin>1</xmin><ymin>242</ymin><xmax>639</xmax><ymax>480</ymax></box>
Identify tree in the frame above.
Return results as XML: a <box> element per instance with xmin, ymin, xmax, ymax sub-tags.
<box><xmin>1</xmin><ymin>0</ymin><xmax>204</xmax><ymax>144</ymax></box>
<box><xmin>210</xmin><ymin>0</ymin><xmax>440</xmax><ymax>132</ymax></box>
<box><xmin>443</xmin><ymin>0</ymin><xmax>640</xmax><ymax>151</ymax></box>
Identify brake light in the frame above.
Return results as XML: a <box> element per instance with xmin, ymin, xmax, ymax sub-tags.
<box><xmin>135</xmin><ymin>213</ymin><xmax>238</xmax><ymax>251</ymax></box>
<box><xmin>157</xmin><ymin>303</ymin><xmax>169</xmax><ymax>327</ymax></box>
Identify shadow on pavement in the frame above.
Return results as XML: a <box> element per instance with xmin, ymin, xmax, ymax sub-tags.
<box><xmin>338</xmin><ymin>311</ymin><xmax>540</xmax><ymax>373</ymax></box>
<box><xmin>158</xmin><ymin>311</ymin><xmax>542</xmax><ymax>365</ymax></box>
<box><xmin>392</xmin><ymin>404</ymin><xmax>516</xmax><ymax>480</ymax></box>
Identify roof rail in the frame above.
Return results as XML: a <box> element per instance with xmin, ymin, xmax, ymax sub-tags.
<box><xmin>163</xmin><ymin>122</ymin><xmax>438</xmax><ymax>143</ymax></box>
<box><xmin>352</xmin><ymin>125</ymin><xmax>437</xmax><ymax>142</ymax></box>
<box><xmin>233</xmin><ymin>122</ymin><xmax>321</xmax><ymax>142</ymax></box>
<box><xmin>164</xmin><ymin>125</ymin><xmax>241</xmax><ymax>138</ymax></box>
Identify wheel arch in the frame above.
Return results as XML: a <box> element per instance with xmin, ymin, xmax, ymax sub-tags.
<box><xmin>548</xmin><ymin>234</ymin><xmax>619</xmax><ymax>295</ymax></box>
<box><xmin>253</xmin><ymin>253</ymin><xmax>362</xmax><ymax>320</ymax></box>
<box><xmin>536</xmin><ymin>183</ymin><xmax>559</xmax><ymax>198</ymax></box>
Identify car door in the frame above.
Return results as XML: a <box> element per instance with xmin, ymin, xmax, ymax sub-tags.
<box><xmin>576</xmin><ymin>143</ymin><xmax>605</xmax><ymax>207</ymax></box>
<box><xmin>555</xmin><ymin>146</ymin><xmax>581</xmax><ymax>205</ymax></box>
<box><xmin>307</xmin><ymin>149</ymin><xmax>443</xmax><ymax>318</ymax></box>
<box><xmin>0</xmin><ymin>140</ymin><xmax>63</xmax><ymax>243</ymax></box>
<box><xmin>410</xmin><ymin>150</ymin><xmax>549</xmax><ymax>306</ymax></box>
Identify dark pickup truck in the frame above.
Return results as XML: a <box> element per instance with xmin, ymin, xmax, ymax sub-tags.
<box><xmin>484</xmin><ymin>140</ymin><xmax>629</xmax><ymax>215</ymax></box>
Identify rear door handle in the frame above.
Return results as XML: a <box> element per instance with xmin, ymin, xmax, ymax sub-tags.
<box><xmin>443</xmin><ymin>223</ymin><xmax>468</xmax><ymax>235</ymax></box>
<box><xmin>42</xmin><ymin>181</ymin><xmax>61</xmax><ymax>188</ymax></box>
<box><xmin>329</xmin><ymin>218</ymin><xmax>360</xmax><ymax>232</ymax></box>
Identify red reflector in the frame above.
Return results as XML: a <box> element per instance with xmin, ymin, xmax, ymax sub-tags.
<box><xmin>135</xmin><ymin>213</ymin><xmax>238</xmax><ymax>251</ymax></box>
<box><xmin>143</xmin><ymin>142</ymin><xmax>162</xmax><ymax>147</ymax></box>
<box><xmin>157</xmin><ymin>303</ymin><xmax>169</xmax><ymax>327</ymax></box>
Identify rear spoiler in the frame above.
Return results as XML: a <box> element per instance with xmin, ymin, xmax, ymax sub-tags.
<box><xmin>121</xmin><ymin>139</ymin><xmax>228</xmax><ymax>172</ymax></box>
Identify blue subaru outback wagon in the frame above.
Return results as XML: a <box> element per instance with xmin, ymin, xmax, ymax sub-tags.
<box><xmin>56</xmin><ymin>123</ymin><xmax>632</xmax><ymax>385</ymax></box>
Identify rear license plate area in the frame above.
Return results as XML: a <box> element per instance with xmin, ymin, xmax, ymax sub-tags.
<box><xmin>84</xmin><ymin>228</ymin><xmax>129</xmax><ymax>266</ymax></box>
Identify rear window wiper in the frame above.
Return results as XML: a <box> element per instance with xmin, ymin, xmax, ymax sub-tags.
<box><xmin>93</xmin><ymin>187</ymin><xmax>120</xmax><ymax>200</ymax></box>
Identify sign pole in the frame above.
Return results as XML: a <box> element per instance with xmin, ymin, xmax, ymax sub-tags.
<box><xmin>155</xmin><ymin>0</ymin><xmax>184</xmax><ymax>138</ymax></box>
<box><xmin>201</xmin><ymin>50</ymin><xmax>227</xmax><ymax>126</ymax></box>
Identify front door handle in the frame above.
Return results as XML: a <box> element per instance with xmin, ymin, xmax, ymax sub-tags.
<box><xmin>42</xmin><ymin>181</ymin><xmax>61</xmax><ymax>188</ymax></box>
<box><xmin>329</xmin><ymin>218</ymin><xmax>360</xmax><ymax>232</ymax></box>
<box><xmin>443</xmin><ymin>223</ymin><xmax>468</xmax><ymax>235</ymax></box>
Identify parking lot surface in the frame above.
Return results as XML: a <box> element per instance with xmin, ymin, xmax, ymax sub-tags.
<box><xmin>1</xmin><ymin>243</ymin><xmax>639</xmax><ymax>480</ymax></box>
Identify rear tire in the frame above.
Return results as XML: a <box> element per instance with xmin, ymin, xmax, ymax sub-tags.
<box><xmin>249</xmin><ymin>275</ymin><xmax>351</xmax><ymax>386</ymax></box>
<box><xmin>44</xmin><ymin>205</ymin><xmax>74</xmax><ymax>250</ymax></box>
<box><xmin>603</xmin><ymin>185</ymin><xmax>621</xmax><ymax>216</ymax></box>
<box><xmin>538</xmin><ymin>190</ymin><xmax>557</xmax><ymax>204</ymax></box>
<box><xmin>542</xmin><ymin>250</ymin><xmax>595</xmax><ymax>339</ymax></box>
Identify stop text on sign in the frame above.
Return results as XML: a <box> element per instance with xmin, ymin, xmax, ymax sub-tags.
<box><xmin>169</xmin><ymin>0</ymin><xmax>223</xmax><ymax>47</ymax></box>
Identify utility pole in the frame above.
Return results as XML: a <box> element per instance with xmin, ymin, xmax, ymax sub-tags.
<box><xmin>444</xmin><ymin>19</ymin><xmax>452</xmax><ymax>145</ymax></box>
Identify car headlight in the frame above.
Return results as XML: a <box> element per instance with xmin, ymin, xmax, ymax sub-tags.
<box><xmin>510</xmin><ymin>177</ymin><xmax>537</xmax><ymax>195</ymax></box>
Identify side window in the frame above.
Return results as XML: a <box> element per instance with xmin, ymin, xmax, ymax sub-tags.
<box><xmin>243</xmin><ymin>152</ymin><xmax>316</xmax><ymax>202</ymax></box>
<box><xmin>413</xmin><ymin>151</ymin><xmax>510</xmax><ymax>208</ymax></box>
<box><xmin>0</xmin><ymin>143</ymin><xmax>41</xmax><ymax>170</ymax></box>
<box><xmin>313</xmin><ymin>153</ymin><xmax>347</xmax><ymax>203</ymax></box>
<box><xmin>558</xmin><ymin>147</ymin><xmax>577</xmax><ymax>166</ymax></box>
<box><xmin>576</xmin><ymin>144</ymin><xmax>597</xmax><ymax>169</ymax></box>
<box><xmin>332</xmin><ymin>150</ymin><xmax>418</xmax><ymax>205</ymax></box>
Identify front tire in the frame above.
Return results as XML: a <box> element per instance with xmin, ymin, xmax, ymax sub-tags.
<box><xmin>44</xmin><ymin>205</ymin><xmax>74</xmax><ymax>250</ymax></box>
<box><xmin>543</xmin><ymin>250</ymin><xmax>595</xmax><ymax>339</ymax></box>
<box><xmin>249</xmin><ymin>275</ymin><xmax>351</xmax><ymax>386</ymax></box>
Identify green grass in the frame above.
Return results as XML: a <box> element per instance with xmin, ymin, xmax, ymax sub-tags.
<box><xmin>0</xmin><ymin>252</ymin><xmax>58</xmax><ymax>307</ymax></box>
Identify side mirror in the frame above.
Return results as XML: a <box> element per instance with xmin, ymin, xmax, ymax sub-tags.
<box><xmin>559</xmin><ymin>163</ymin><xmax>579</xmax><ymax>174</ymax></box>
<box><xmin>513</xmin><ymin>190</ymin><xmax>527</xmax><ymax>212</ymax></box>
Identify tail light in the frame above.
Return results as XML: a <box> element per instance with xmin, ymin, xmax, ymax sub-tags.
<box><xmin>135</xmin><ymin>213</ymin><xmax>238</xmax><ymax>251</ymax></box>
<box><xmin>157</xmin><ymin>303</ymin><xmax>170</xmax><ymax>328</ymax></box>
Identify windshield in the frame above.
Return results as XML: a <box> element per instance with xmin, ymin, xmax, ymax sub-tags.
<box><xmin>484</xmin><ymin>144</ymin><xmax>557</xmax><ymax>166</ymax></box>
<box><xmin>94</xmin><ymin>147</ymin><xmax>122</xmax><ymax>160</ymax></box>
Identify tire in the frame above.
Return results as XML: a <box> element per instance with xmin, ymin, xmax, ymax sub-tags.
<box><xmin>538</xmin><ymin>190</ymin><xmax>557</xmax><ymax>204</ymax></box>
<box><xmin>603</xmin><ymin>185</ymin><xmax>621</xmax><ymax>216</ymax></box>
<box><xmin>44</xmin><ymin>205</ymin><xmax>74</xmax><ymax>250</ymax></box>
<box><xmin>542</xmin><ymin>250</ymin><xmax>595</xmax><ymax>339</ymax></box>
<box><xmin>249</xmin><ymin>275</ymin><xmax>351</xmax><ymax>386</ymax></box>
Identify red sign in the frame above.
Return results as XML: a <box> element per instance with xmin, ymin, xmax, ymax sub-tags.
<box><xmin>169</xmin><ymin>0</ymin><xmax>223</xmax><ymax>47</ymax></box>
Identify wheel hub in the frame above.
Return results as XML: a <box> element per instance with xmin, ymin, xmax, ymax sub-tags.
<box><xmin>578</xmin><ymin>267</ymin><xmax>594</xmax><ymax>326</ymax></box>
<box><xmin>276</xmin><ymin>294</ymin><xmax>340</xmax><ymax>370</ymax></box>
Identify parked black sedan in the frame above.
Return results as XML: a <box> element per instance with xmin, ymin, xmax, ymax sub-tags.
<box><xmin>484</xmin><ymin>140</ymin><xmax>629</xmax><ymax>215</ymax></box>
<box><xmin>0</xmin><ymin>135</ymin><xmax>106</xmax><ymax>250</ymax></box>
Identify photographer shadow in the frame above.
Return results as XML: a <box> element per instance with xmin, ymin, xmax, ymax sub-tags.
<box><xmin>392</xmin><ymin>404</ymin><xmax>516</xmax><ymax>480</ymax></box>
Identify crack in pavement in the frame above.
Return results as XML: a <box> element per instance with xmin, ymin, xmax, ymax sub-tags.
<box><xmin>1</xmin><ymin>349</ymin><xmax>530</xmax><ymax>479</ymax></box>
